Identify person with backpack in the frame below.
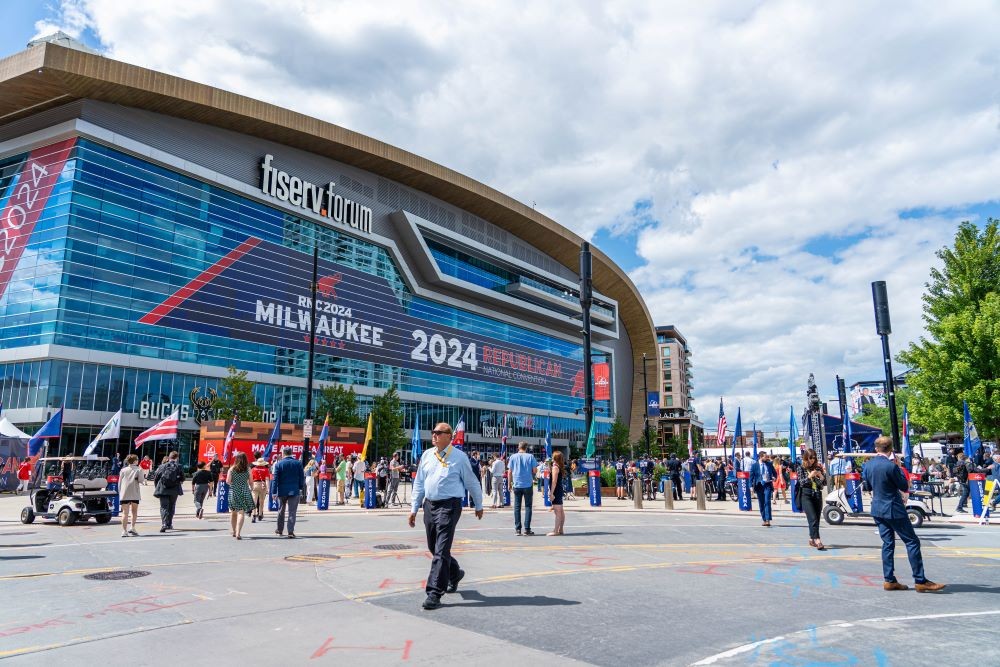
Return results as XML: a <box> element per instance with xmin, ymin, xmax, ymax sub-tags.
<box><xmin>153</xmin><ymin>451</ymin><xmax>185</xmax><ymax>532</ymax></box>
<box><xmin>954</xmin><ymin>453</ymin><xmax>973</xmax><ymax>513</ymax></box>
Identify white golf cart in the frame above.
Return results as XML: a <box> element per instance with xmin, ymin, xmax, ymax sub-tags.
<box><xmin>20</xmin><ymin>456</ymin><xmax>116</xmax><ymax>526</ymax></box>
<box><xmin>822</xmin><ymin>453</ymin><xmax>941</xmax><ymax>528</ymax></box>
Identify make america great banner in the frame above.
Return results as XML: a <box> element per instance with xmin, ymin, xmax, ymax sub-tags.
<box><xmin>140</xmin><ymin>237</ymin><xmax>584</xmax><ymax>395</ymax></box>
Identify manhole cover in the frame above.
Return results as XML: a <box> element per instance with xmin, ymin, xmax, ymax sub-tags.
<box><xmin>373</xmin><ymin>544</ymin><xmax>416</xmax><ymax>551</ymax></box>
<box><xmin>285</xmin><ymin>554</ymin><xmax>341</xmax><ymax>563</ymax></box>
<box><xmin>84</xmin><ymin>570</ymin><xmax>150</xmax><ymax>581</ymax></box>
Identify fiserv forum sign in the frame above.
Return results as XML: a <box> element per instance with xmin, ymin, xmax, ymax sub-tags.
<box><xmin>260</xmin><ymin>155</ymin><xmax>373</xmax><ymax>234</ymax></box>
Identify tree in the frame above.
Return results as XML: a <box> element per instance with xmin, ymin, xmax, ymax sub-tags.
<box><xmin>369</xmin><ymin>384</ymin><xmax>407</xmax><ymax>461</ymax></box>
<box><xmin>899</xmin><ymin>220</ymin><xmax>1000</xmax><ymax>438</ymax></box>
<box><xmin>605</xmin><ymin>414</ymin><xmax>630</xmax><ymax>458</ymax></box>
<box><xmin>315</xmin><ymin>384</ymin><xmax>363</xmax><ymax>427</ymax></box>
<box><xmin>213</xmin><ymin>366</ymin><xmax>261</xmax><ymax>422</ymax></box>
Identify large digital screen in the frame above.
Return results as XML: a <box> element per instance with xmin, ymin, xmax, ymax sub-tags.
<box><xmin>140</xmin><ymin>236</ymin><xmax>585</xmax><ymax>395</ymax></box>
<box><xmin>850</xmin><ymin>381</ymin><xmax>886</xmax><ymax>413</ymax></box>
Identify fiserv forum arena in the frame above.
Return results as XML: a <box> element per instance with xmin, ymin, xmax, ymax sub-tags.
<box><xmin>0</xmin><ymin>37</ymin><xmax>656</xmax><ymax>462</ymax></box>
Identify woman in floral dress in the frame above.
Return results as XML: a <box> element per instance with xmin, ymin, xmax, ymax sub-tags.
<box><xmin>227</xmin><ymin>452</ymin><xmax>255</xmax><ymax>539</ymax></box>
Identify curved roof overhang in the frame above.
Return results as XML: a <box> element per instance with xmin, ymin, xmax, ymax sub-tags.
<box><xmin>0</xmin><ymin>42</ymin><xmax>657</xmax><ymax>437</ymax></box>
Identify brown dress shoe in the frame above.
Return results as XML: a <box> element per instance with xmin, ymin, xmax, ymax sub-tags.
<box><xmin>883</xmin><ymin>581</ymin><xmax>909</xmax><ymax>591</ymax></box>
<box><xmin>915</xmin><ymin>581</ymin><xmax>946</xmax><ymax>593</ymax></box>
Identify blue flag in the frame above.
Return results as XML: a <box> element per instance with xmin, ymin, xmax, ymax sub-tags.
<box><xmin>500</xmin><ymin>413</ymin><xmax>509</xmax><ymax>459</ymax></box>
<box><xmin>263</xmin><ymin>413</ymin><xmax>282</xmax><ymax>461</ymax></box>
<box><xmin>751</xmin><ymin>422</ymin><xmax>758</xmax><ymax>461</ymax></box>
<box><xmin>28</xmin><ymin>408</ymin><xmax>62</xmax><ymax>457</ymax></box>
<box><xmin>963</xmin><ymin>400</ymin><xmax>980</xmax><ymax>458</ymax></box>
<box><xmin>544</xmin><ymin>416</ymin><xmax>553</xmax><ymax>460</ymax></box>
<box><xmin>731</xmin><ymin>408</ymin><xmax>742</xmax><ymax>470</ymax></box>
<box><xmin>842</xmin><ymin>406</ymin><xmax>853</xmax><ymax>454</ymax></box>
<box><xmin>902</xmin><ymin>404</ymin><xmax>912</xmax><ymax>472</ymax></box>
<box><xmin>315</xmin><ymin>414</ymin><xmax>330</xmax><ymax>464</ymax></box>
<box><xmin>410</xmin><ymin>413</ymin><xmax>422</xmax><ymax>462</ymax></box>
<box><xmin>788</xmin><ymin>406</ymin><xmax>798</xmax><ymax>464</ymax></box>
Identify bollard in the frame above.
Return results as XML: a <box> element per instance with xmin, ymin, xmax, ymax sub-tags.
<box><xmin>633</xmin><ymin>478</ymin><xmax>643</xmax><ymax>509</ymax></box>
<box><xmin>663</xmin><ymin>481</ymin><xmax>674</xmax><ymax>510</ymax></box>
<box><xmin>695</xmin><ymin>480</ymin><xmax>706</xmax><ymax>510</ymax></box>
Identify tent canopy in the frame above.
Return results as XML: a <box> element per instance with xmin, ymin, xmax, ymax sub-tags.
<box><xmin>0</xmin><ymin>417</ymin><xmax>31</xmax><ymax>439</ymax></box>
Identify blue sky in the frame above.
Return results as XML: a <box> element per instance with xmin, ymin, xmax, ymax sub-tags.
<box><xmin>10</xmin><ymin>1</ymin><xmax>1000</xmax><ymax>430</ymax></box>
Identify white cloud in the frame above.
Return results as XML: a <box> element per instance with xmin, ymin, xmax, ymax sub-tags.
<box><xmin>37</xmin><ymin>0</ymin><xmax>1000</xmax><ymax>429</ymax></box>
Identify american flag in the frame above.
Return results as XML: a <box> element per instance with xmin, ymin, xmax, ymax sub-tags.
<box><xmin>134</xmin><ymin>409</ymin><xmax>179</xmax><ymax>449</ymax></box>
<box><xmin>716</xmin><ymin>398</ymin><xmax>727</xmax><ymax>447</ymax></box>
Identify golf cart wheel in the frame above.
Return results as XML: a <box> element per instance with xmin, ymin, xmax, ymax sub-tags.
<box><xmin>95</xmin><ymin>514</ymin><xmax>112</xmax><ymax>524</ymax></box>
<box><xmin>907</xmin><ymin>508</ymin><xmax>924</xmax><ymax>528</ymax></box>
<box><xmin>20</xmin><ymin>507</ymin><xmax>35</xmax><ymax>524</ymax></box>
<box><xmin>57</xmin><ymin>508</ymin><xmax>77</xmax><ymax>526</ymax></box>
<box><xmin>823</xmin><ymin>505</ymin><xmax>845</xmax><ymax>525</ymax></box>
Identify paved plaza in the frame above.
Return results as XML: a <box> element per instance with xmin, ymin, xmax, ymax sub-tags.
<box><xmin>0</xmin><ymin>489</ymin><xmax>997</xmax><ymax>666</ymax></box>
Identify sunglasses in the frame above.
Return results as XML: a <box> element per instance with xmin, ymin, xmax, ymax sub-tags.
<box><xmin>431</xmin><ymin>430</ymin><xmax>451</xmax><ymax>436</ymax></box>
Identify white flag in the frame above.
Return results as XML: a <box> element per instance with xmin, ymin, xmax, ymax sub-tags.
<box><xmin>84</xmin><ymin>410</ymin><xmax>122</xmax><ymax>456</ymax></box>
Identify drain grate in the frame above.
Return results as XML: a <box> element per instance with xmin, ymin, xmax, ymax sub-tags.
<box><xmin>373</xmin><ymin>544</ymin><xmax>415</xmax><ymax>551</ymax></box>
<box><xmin>84</xmin><ymin>570</ymin><xmax>150</xmax><ymax>581</ymax></box>
<box><xmin>285</xmin><ymin>554</ymin><xmax>341</xmax><ymax>563</ymax></box>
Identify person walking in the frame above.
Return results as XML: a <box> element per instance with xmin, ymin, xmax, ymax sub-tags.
<box><xmin>273</xmin><ymin>446</ymin><xmax>305</xmax><ymax>538</ymax></box>
<box><xmin>118</xmin><ymin>454</ymin><xmax>143</xmax><ymax>537</ymax></box>
<box><xmin>387</xmin><ymin>453</ymin><xmax>403</xmax><ymax>506</ymax></box>
<box><xmin>863</xmin><ymin>436</ymin><xmax>945</xmax><ymax>592</ymax></box>
<box><xmin>490</xmin><ymin>454</ymin><xmax>506</xmax><ymax>508</ymax></box>
<box><xmin>335</xmin><ymin>454</ymin><xmax>348</xmax><ymax>505</ymax></box>
<box><xmin>191</xmin><ymin>461</ymin><xmax>212</xmax><ymax>519</ymax></box>
<box><xmin>750</xmin><ymin>452</ymin><xmax>777</xmax><ymax>526</ymax></box>
<box><xmin>304</xmin><ymin>458</ymin><xmax>318</xmax><ymax>505</ymax></box>
<box><xmin>209</xmin><ymin>455</ymin><xmax>221</xmax><ymax>497</ymax></box>
<box><xmin>795</xmin><ymin>448</ymin><xmax>827</xmax><ymax>550</ymax></box>
<box><xmin>250</xmin><ymin>458</ymin><xmax>271</xmax><ymax>522</ymax></box>
<box><xmin>547</xmin><ymin>451</ymin><xmax>567</xmax><ymax>536</ymax></box>
<box><xmin>139</xmin><ymin>455</ymin><xmax>152</xmax><ymax>484</ymax></box>
<box><xmin>17</xmin><ymin>459</ymin><xmax>32</xmax><ymax>495</ymax></box>
<box><xmin>774</xmin><ymin>457</ymin><xmax>789</xmax><ymax>504</ymax></box>
<box><xmin>227</xmin><ymin>452</ymin><xmax>255</xmax><ymax>539</ymax></box>
<box><xmin>953</xmin><ymin>453</ymin><xmax>974</xmax><ymax>513</ymax></box>
<box><xmin>152</xmin><ymin>451</ymin><xmax>184</xmax><ymax>533</ymax></box>
<box><xmin>345</xmin><ymin>454</ymin><xmax>355</xmax><ymax>500</ymax></box>
<box><xmin>352</xmin><ymin>455</ymin><xmax>367</xmax><ymax>504</ymax></box>
<box><xmin>508</xmin><ymin>442</ymin><xmax>538</xmax><ymax>536</ymax></box>
<box><xmin>408</xmin><ymin>422</ymin><xmax>483</xmax><ymax>610</ymax></box>
<box><xmin>667</xmin><ymin>454</ymin><xmax>682</xmax><ymax>501</ymax></box>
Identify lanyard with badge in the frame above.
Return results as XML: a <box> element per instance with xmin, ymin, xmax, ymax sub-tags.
<box><xmin>434</xmin><ymin>446</ymin><xmax>452</xmax><ymax>467</ymax></box>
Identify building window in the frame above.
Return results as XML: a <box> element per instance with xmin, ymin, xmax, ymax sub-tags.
<box><xmin>666</xmin><ymin>396</ymin><xmax>674</xmax><ymax>407</ymax></box>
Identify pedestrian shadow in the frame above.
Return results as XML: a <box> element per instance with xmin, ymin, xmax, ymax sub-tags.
<box><xmin>0</xmin><ymin>543</ymin><xmax>51</xmax><ymax>548</ymax></box>
<box><xmin>171</xmin><ymin>528</ymin><xmax>226</xmax><ymax>533</ymax></box>
<box><xmin>937</xmin><ymin>584</ymin><xmax>1000</xmax><ymax>595</ymax></box>
<box><xmin>452</xmin><ymin>590</ymin><xmax>581</xmax><ymax>608</ymax></box>
<box><xmin>0</xmin><ymin>555</ymin><xmax>44</xmax><ymax>561</ymax></box>
<box><xmin>556</xmin><ymin>531</ymin><xmax>621</xmax><ymax>537</ymax></box>
<box><xmin>822</xmin><ymin>545</ymin><xmax>883</xmax><ymax>550</ymax></box>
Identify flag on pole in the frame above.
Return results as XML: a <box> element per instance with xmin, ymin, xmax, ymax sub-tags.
<box><xmin>315</xmin><ymin>414</ymin><xmax>330</xmax><ymax>464</ymax></box>
<box><xmin>731</xmin><ymin>408</ymin><xmax>742</xmax><ymax>470</ymax></box>
<box><xmin>221</xmin><ymin>414</ymin><xmax>238</xmax><ymax>464</ymax></box>
<box><xmin>752</xmin><ymin>423</ymin><xmax>758</xmax><ymax>461</ymax></box>
<box><xmin>842</xmin><ymin>406</ymin><xmax>853</xmax><ymax>454</ymax></box>
<box><xmin>963</xmin><ymin>400</ymin><xmax>980</xmax><ymax>459</ymax></box>
<box><xmin>133</xmin><ymin>409</ymin><xmax>178</xmax><ymax>450</ymax></box>
<box><xmin>451</xmin><ymin>414</ymin><xmax>466</xmax><ymax>448</ymax></box>
<box><xmin>361</xmin><ymin>412</ymin><xmax>374</xmax><ymax>462</ymax></box>
<box><xmin>410</xmin><ymin>413</ymin><xmax>422</xmax><ymax>463</ymax></box>
<box><xmin>716</xmin><ymin>398</ymin><xmax>727</xmax><ymax>447</ymax></box>
<box><xmin>902</xmin><ymin>404</ymin><xmax>912</xmax><ymax>472</ymax></box>
<box><xmin>544</xmin><ymin>415</ymin><xmax>552</xmax><ymax>460</ymax></box>
<box><xmin>500</xmin><ymin>413</ymin><xmax>509</xmax><ymax>459</ymax></box>
<box><xmin>262</xmin><ymin>413</ymin><xmax>282</xmax><ymax>462</ymax></box>
<box><xmin>84</xmin><ymin>410</ymin><xmax>121</xmax><ymax>456</ymax></box>
<box><xmin>28</xmin><ymin>408</ymin><xmax>63</xmax><ymax>458</ymax></box>
<box><xmin>584</xmin><ymin>417</ymin><xmax>597</xmax><ymax>458</ymax></box>
<box><xmin>788</xmin><ymin>406</ymin><xmax>798</xmax><ymax>464</ymax></box>
<box><xmin>687</xmin><ymin>425</ymin><xmax>694</xmax><ymax>458</ymax></box>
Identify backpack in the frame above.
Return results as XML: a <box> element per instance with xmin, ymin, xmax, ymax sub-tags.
<box><xmin>162</xmin><ymin>462</ymin><xmax>183</xmax><ymax>488</ymax></box>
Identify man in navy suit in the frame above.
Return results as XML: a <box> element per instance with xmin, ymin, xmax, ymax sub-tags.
<box><xmin>862</xmin><ymin>436</ymin><xmax>945</xmax><ymax>592</ymax></box>
<box><xmin>749</xmin><ymin>452</ymin><xmax>777</xmax><ymax>526</ymax></box>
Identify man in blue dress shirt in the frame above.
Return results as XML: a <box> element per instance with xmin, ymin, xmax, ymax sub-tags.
<box><xmin>862</xmin><ymin>436</ymin><xmax>945</xmax><ymax>592</ymax></box>
<box><xmin>409</xmin><ymin>422</ymin><xmax>483</xmax><ymax>610</ymax></box>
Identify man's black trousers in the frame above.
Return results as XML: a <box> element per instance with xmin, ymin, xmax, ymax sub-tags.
<box><xmin>423</xmin><ymin>497</ymin><xmax>463</xmax><ymax>597</ymax></box>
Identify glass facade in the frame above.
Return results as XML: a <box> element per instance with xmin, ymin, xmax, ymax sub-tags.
<box><xmin>0</xmin><ymin>137</ymin><xmax>613</xmax><ymax>453</ymax></box>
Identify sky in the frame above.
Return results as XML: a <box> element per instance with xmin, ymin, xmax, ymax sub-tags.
<box><xmin>6</xmin><ymin>0</ymin><xmax>1000</xmax><ymax>431</ymax></box>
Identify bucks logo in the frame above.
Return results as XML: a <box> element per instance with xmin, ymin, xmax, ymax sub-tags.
<box><xmin>189</xmin><ymin>387</ymin><xmax>218</xmax><ymax>426</ymax></box>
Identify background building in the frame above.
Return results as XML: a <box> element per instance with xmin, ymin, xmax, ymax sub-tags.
<box><xmin>653</xmin><ymin>325</ymin><xmax>701</xmax><ymax>451</ymax></box>
<box><xmin>0</xmin><ymin>38</ymin><xmax>656</xmax><ymax>463</ymax></box>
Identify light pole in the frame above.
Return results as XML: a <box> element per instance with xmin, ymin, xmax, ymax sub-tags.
<box><xmin>302</xmin><ymin>243</ymin><xmax>319</xmax><ymax>466</ymax></box>
<box><xmin>642</xmin><ymin>353</ymin><xmax>653</xmax><ymax>457</ymax></box>
<box><xmin>871</xmin><ymin>281</ymin><xmax>901</xmax><ymax>450</ymax></box>
<box><xmin>579</xmin><ymin>242</ymin><xmax>594</xmax><ymax>454</ymax></box>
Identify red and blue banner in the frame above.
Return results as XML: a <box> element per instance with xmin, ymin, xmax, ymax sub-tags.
<box><xmin>139</xmin><ymin>237</ymin><xmax>584</xmax><ymax>396</ymax></box>
<box><xmin>736</xmin><ymin>470</ymin><xmax>752</xmax><ymax>511</ymax></box>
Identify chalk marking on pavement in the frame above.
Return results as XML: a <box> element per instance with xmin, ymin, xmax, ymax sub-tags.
<box><xmin>690</xmin><ymin>609</ymin><xmax>1000</xmax><ymax>665</ymax></box>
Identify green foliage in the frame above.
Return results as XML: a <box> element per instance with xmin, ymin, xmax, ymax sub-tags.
<box><xmin>213</xmin><ymin>366</ymin><xmax>261</xmax><ymax>422</ymax></box>
<box><xmin>605</xmin><ymin>414</ymin><xmax>631</xmax><ymax>458</ymax></box>
<box><xmin>315</xmin><ymin>384</ymin><xmax>363</xmax><ymax>427</ymax></box>
<box><xmin>600</xmin><ymin>466</ymin><xmax>617</xmax><ymax>487</ymax></box>
<box><xmin>660</xmin><ymin>435</ymin><xmax>688</xmax><ymax>459</ymax></box>
<box><xmin>899</xmin><ymin>220</ymin><xmax>1000</xmax><ymax>438</ymax></box>
<box><xmin>369</xmin><ymin>384</ymin><xmax>407</xmax><ymax>460</ymax></box>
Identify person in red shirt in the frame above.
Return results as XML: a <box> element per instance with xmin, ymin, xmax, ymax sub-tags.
<box><xmin>17</xmin><ymin>460</ymin><xmax>33</xmax><ymax>495</ymax></box>
<box><xmin>250</xmin><ymin>458</ymin><xmax>272</xmax><ymax>523</ymax></box>
<box><xmin>139</xmin><ymin>456</ymin><xmax>152</xmax><ymax>484</ymax></box>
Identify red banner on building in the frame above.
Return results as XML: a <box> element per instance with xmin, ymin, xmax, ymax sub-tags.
<box><xmin>0</xmin><ymin>139</ymin><xmax>76</xmax><ymax>300</ymax></box>
<box><xmin>594</xmin><ymin>363</ymin><xmax>610</xmax><ymax>400</ymax></box>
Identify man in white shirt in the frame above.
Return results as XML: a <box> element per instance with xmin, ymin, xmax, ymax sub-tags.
<box><xmin>490</xmin><ymin>455</ymin><xmax>506</xmax><ymax>508</ymax></box>
<box><xmin>353</xmin><ymin>456</ymin><xmax>367</xmax><ymax>504</ymax></box>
